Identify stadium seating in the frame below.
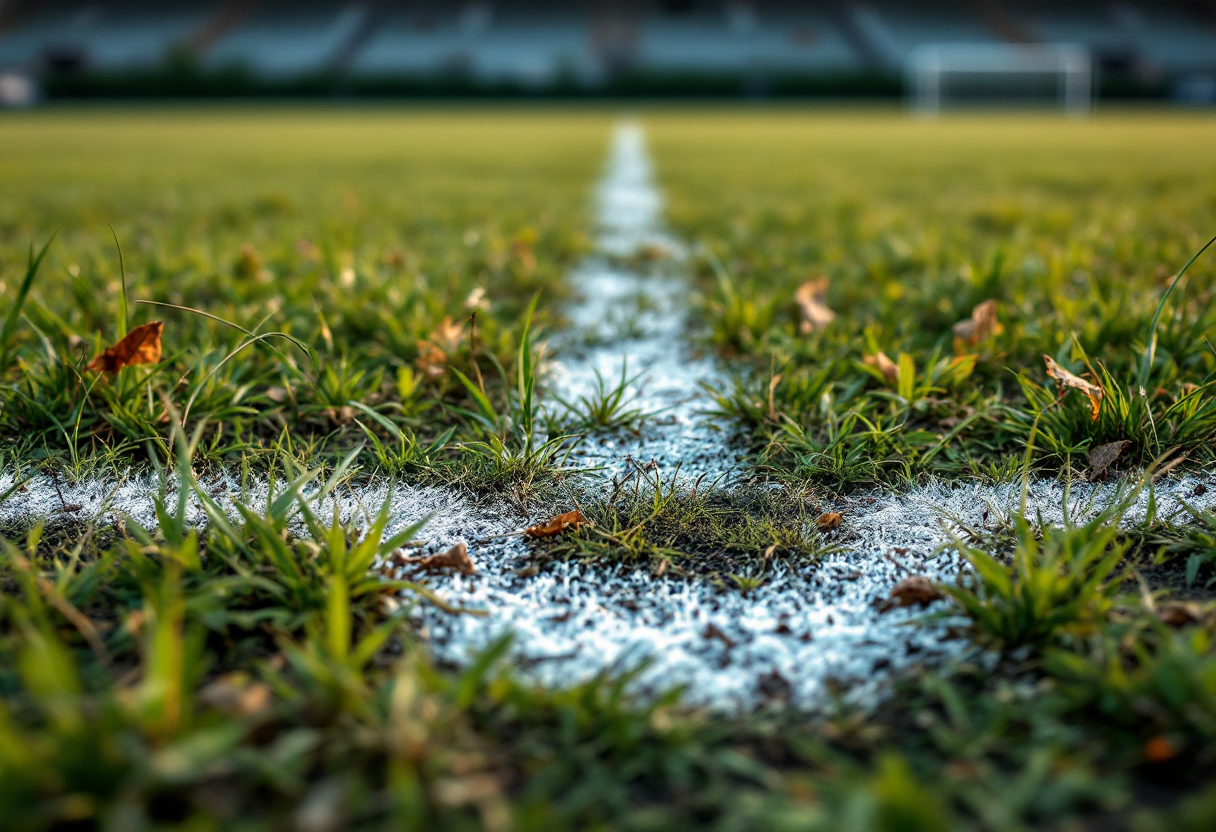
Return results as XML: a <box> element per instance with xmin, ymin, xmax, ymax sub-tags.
<box><xmin>0</xmin><ymin>2</ymin><xmax>210</xmax><ymax>72</ymax></box>
<box><xmin>204</xmin><ymin>1</ymin><xmax>370</xmax><ymax>77</ymax></box>
<box><xmin>0</xmin><ymin>0</ymin><xmax>1212</xmax><ymax>87</ymax></box>
<box><xmin>637</xmin><ymin>1</ymin><xmax>862</xmax><ymax>73</ymax></box>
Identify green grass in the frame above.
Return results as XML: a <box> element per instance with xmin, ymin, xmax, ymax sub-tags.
<box><xmin>0</xmin><ymin>107</ymin><xmax>608</xmax><ymax>487</ymax></box>
<box><xmin>649</xmin><ymin>110</ymin><xmax>1216</xmax><ymax>484</ymax></box>
<box><xmin>4</xmin><ymin>106</ymin><xmax>1216</xmax><ymax>830</ymax></box>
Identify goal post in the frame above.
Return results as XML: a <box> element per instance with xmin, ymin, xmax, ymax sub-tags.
<box><xmin>906</xmin><ymin>44</ymin><xmax>1092</xmax><ymax>116</ymax></box>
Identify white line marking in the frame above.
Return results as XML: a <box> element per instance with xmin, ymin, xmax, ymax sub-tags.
<box><xmin>4</xmin><ymin>125</ymin><xmax>1214</xmax><ymax>712</ymax></box>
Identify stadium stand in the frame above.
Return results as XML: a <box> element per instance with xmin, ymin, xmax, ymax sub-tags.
<box><xmin>636</xmin><ymin>1</ymin><xmax>862</xmax><ymax>74</ymax></box>
<box><xmin>0</xmin><ymin>0</ymin><xmax>1211</xmax><ymax>94</ymax></box>
<box><xmin>350</xmin><ymin>1</ymin><xmax>592</xmax><ymax>84</ymax></box>
<box><xmin>1010</xmin><ymin>2</ymin><xmax>1216</xmax><ymax>75</ymax></box>
<box><xmin>850</xmin><ymin>2</ymin><xmax>1006</xmax><ymax>70</ymax></box>
<box><xmin>204</xmin><ymin>1</ymin><xmax>371</xmax><ymax>78</ymax></box>
<box><xmin>0</xmin><ymin>2</ymin><xmax>211</xmax><ymax>72</ymax></box>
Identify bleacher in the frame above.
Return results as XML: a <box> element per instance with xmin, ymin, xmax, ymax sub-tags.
<box><xmin>1010</xmin><ymin>2</ymin><xmax>1216</xmax><ymax>74</ymax></box>
<box><xmin>0</xmin><ymin>2</ymin><xmax>210</xmax><ymax>72</ymax></box>
<box><xmin>204</xmin><ymin>1</ymin><xmax>370</xmax><ymax>78</ymax></box>
<box><xmin>851</xmin><ymin>2</ymin><xmax>1002</xmax><ymax>69</ymax></box>
<box><xmin>636</xmin><ymin>1</ymin><xmax>862</xmax><ymax>74</ymax></box>
<box><xmin>352</xmin><ymin>2</ymin><xmax>592</xmax><ymax>85</ymax></box>
<box><xmin>0</xmin><ymin>0</ymin><xmax>1213</xmax><ymax>92</ymax></box>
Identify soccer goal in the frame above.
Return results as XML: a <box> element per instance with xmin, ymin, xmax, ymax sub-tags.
<box><xmin>906</xmin><ymin>44</ymin><xmax>1092</xmax><ymax>116</ymax></box>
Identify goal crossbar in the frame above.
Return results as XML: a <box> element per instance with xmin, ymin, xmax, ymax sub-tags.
<box><xmin>906</xmin><ymin>43</ymin><xmax>1092</xmax><ymax>116</ymax></box>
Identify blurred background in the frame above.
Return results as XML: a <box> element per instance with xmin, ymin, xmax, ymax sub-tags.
<box><xmin>0</xmin><ymin>1</ymin><xmax>1213</xmax><ymax>106</ymax></box>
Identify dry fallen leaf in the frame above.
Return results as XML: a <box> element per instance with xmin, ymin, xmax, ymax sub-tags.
<box><xmin>525</xmin><ymin>509</ymin><xmax>587</xmax><ymax>538</ymax></box>
<box><xmin>1087</xmin><ymin>439</ymin><xmax>1132</xmax><ymax>481</ymax></box>
<box><xmin>703</xmin><ymin>622</ymin><xmax>736</xmax><ymax>649</ymax></box>
<box><xmin>1044</xmin><ymin>355</ymin><xmax>1104</xmax><ymax>421</ymax></box>
<box><xmin>816</xmin><ymin>511</ymin><xmax>843</xmax><ymax>532</ymax></box>
<box><xmin>863</xmin><ymin>351</ymin><xmax>899</xmax><ymax>386</ymax></box>
<box><xmin>951</xmin><ymin>299</ymin><xmax>1003</xmax><ymax>350</ymax></box>
<box><xmin>86</xmin><ymin>321</ymin><xmax>163</xmax><ymax>374</ymax></box>
<box><xmin>877</xmin><ymin>576</ymin><xmax>943</xmax><ymax>612</ymax></box>
<box><xmin>415</xmin><ymin>340</ymin><xmax>448</xmax><ymax>380</ymax></box>
<box><xmin>1155</xmin><ymin>600</ymin><xmax>1208</xmax><ymax>628</ymax></box>
<box><xmin>1144</xmin><ymin>735</ymin><xmax>1178</xmax><ymax>764</ymax></box>
<box><xmin>429</xmin><ymin>316</ymin><xmax>466</xmax><ymax>354</ymax></box>
<box><xmin>399</xmin><ymin>542</ymin><xmax>476</xmax><ymax>575</ymax></box>
<box><xmin>795</xmin><ymin>278</ymin><xmax>836</xmax><ymax>334</ymax></box>
<box><xmin>198</xmin><ymin>673</ymin><xmax>272</xmax><ymax>718</ymax></box>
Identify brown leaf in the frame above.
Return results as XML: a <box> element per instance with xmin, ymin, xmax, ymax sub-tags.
<box><xmin>199</xmin><ymin>673</ymin><xmax>272</xmax><ymax>718</ymax></box>
<box><xmin>877</xmin><ymin>576</ymin><xmax>943</xmax><ymax>612</ymax></box>
<box><xmin>795</xmin><ymin>278</ymin><xmax>836</xmax><ymax>334</ymax></box>
<box><xmin>703</xmin><ymin>622</ymin><xmax>736</xmax><ymax>649</ymax></box>
<box><xmin>863</xmin><ymin>351</ymin><xmax>899</xmax><ymax>386</ymax></box>
<box><xmin>399</xmin><ymin>542</ymin><xmax>476</xmax><ymax>575</ymax></box>
<box><xmin>415</xmin><ymin>340</ymin><xmax>448</xmax><ymax>380</ymax></box>
<box><xmin>1156</xmin><ymin>600</ymin><xmax>1207</xmax><ymax>628</ymax></box>
<box><xmin>816</xmin><ymin>511</ymin><xmax>842</xmax><ymax>532</ymax></box>
<box><xmin>951</xmin><ymin>299</ymin><xmax>1003</xmax><ymax>350</ymax></box>
<box><xmin>525</xmin><ymin>509</ymin><xmax>587</xmax><ymax>538</ymax></box>
<box><xmin>1044</xmin><ymin>355</ymin><xmax>1104</xmax><ymax>421</ymax></box>
<box><xmin>86</xmin><ymin>321</ymin><xmax>163</xmax><ymax>374</ymax></box>
<box><xmin>1087</xmin><ymin>439</ymin><xmax>1132</xmax><ymax>481</ymax></box>
<box><xmin>1144</xmin><ymin>735</ymin><xmax>1178</xmax><ymax>763</ymax></box>
<box><xmin>429</xmin><ymin>316</ymin><xmax>466</xmax><ymax>354</ymax></box>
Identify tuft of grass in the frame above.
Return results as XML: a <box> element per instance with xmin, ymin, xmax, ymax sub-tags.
<box><xmin>547</xmin><ymin>462</ymin><xmax>824</xmax><ymax>580</ymax></box>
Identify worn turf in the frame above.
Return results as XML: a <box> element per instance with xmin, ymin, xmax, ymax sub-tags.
<box><xmin>2</xmin><ymin>107</ymin><xmax>1216</xmax><ymax>830</ymax></box>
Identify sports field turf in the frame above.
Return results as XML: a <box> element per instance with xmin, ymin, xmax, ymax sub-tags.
<box><xmin>2</xmin><ymin>106</ymin><xmax>1216</xmax><ymax>830</ymax></box>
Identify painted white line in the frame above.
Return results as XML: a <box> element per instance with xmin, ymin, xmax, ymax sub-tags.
<box><xmin>4</xmin><ymin>124</ymin><xmax>1214</xmax><ymax>712</ymax></box>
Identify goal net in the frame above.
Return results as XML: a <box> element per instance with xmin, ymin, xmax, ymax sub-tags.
<box><xmin>906</xmin><ymin>44</ymin><xmax>1092</xmax><ymax>115</ymax></box>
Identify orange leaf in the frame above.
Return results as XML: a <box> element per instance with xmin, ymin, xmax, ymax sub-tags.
<box><xmin>414</xmin><ymin>340</ymin><xmax>447</xmax><ymax>380</ymax></box>
<box><xmin>877</xmin><ymin>576</ymin><xmax>944</xmax><ymax>612</ymax></box>
<box><xmin>1144</xmin><ymin>735</ymin><xmax>1177</xmax><ymax>763</ymax></box>
<box><xmin>525</xmin><ymin>509</ymin><xmax>587</xmax><ymax>538</ymax></box>
<box><xmin>1044</xmin><ymin>355</ymin><xmax>1104</xmax><ymax>421</ymax></box>
<box><xmin>398</xmin><ymin>542</ymin><xmax>476</xmax><ymax>575</ymax></box>
<box><xmin>951</xmin><ymin>299</ymin><xmax>1003</xmax><ymax>351</ymax></box>
<box><xmin>816</xmin><ymin>511</ymin><xmax>842</xmax><ymax>532</ymax></box>
<box><xmin>795</xmin><ymin>278</ymin><xmax>835</xmax><ymax>334</ymax></box>
<box><xmin>86</xmin><ymin>321</ymin><xmax>163</xmax><ymax>374</ymax></box>
<box><xmin>428</xmin><ymin>316</ymin><xmax>466</xmax><ymax>354</ymax></box>
<box><xmin>863</xmin><ymin>351</ymin><xmax>899</xmax><ymax>386</ymax></box>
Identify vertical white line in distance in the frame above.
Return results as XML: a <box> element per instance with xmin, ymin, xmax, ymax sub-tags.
<box><xmin>408</xmin><ymin>122</ymin><xmax>976</xmax><ymax>712</ymax></box>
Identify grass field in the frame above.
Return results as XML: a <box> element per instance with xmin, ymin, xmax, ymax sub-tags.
<box><xmin>2</xmin><ymin>106</ymin><xmax>1216</xmax><ymax>830</ymax></box>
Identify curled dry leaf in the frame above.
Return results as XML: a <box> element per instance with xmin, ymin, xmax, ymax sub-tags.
<box><xmin>816</xmin><ymin>511</ymin><xmax>842</xmax><ymax>532</ymax></box>
<box><xmin>877</xmin><ymin>575</ymin><xmax>944</xmax><ymax>612</ymax></box>
<box><xmin>1087</xmin><ymin>439</ymin><xmax>1132</xmax><ymax>481</ymax></box>
<box><xmin>703</xmin><ymin>622</ymin><xmax>736</xmax><ymax>649</ymax></box>
<box><xmin>398</xmin><ymin>541</ymin><xmax>476</xmax><ymax>575</ymax></box>
<box><xmin>1144</xmin><ymin>736</ymin><xmax>1178</xmax><ymax>764</ymax></box>
<box><xmin>414</xmin><ymin>316</ymin><xmax>468</xmax><ymax>379</ymax></box>
<box><xmin>525</xmin><ymin>509</ymin><xmax>587</xmax><ymax>538</ymax></box>
<box><xmin>863</xmin><ymin>351</ymin><xmax>899</xmax><ymax>386</ymax></box>
<box><xmin>951</xmin><ymin>299</ymin><xmax>1003</xmax><ymax>350</ymax></box>
<box><xmin>86</xmin><ymin>321</ymin><xmax>163</xmax><ymax>374</ymax></box>
<box><xmin>795</xmin><ymin>277</ymin><xmax>836</xmax><ymax>334</ymax></box>
<box><xmin>1155</xmin><ymin>600</ymin><xmax>1209</xmax><ymax>628</ymax></box>
<box><xmin>414</xmin><ymin>340</ymin><xmax>448</xmax><ymax>380</ymax></box>
<box><xmin>198</xmin><ymin>673</ymin><xmax>272</xmax><ymax>718</ymax></box>
<box><xmin>429</xmin><ymin>316</ymin><xmax>466</xmax><ymax>354</ymax></box>
<box><xmin>1044</xmin><ymin>356</ymin><xmax>1104</xmax><ymax>421</ymax></box>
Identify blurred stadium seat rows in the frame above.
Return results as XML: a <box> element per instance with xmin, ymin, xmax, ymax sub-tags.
<box><xmin>0</xmin><ymin>0</ymin><xmax>1213</xmax><ymax>88</ymax></box>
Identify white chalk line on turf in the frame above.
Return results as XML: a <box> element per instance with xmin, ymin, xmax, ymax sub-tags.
<box><xmin>4</xmin><ymin>124</ymin><xmax>1215</xmax><ymax>712</ymax></box>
